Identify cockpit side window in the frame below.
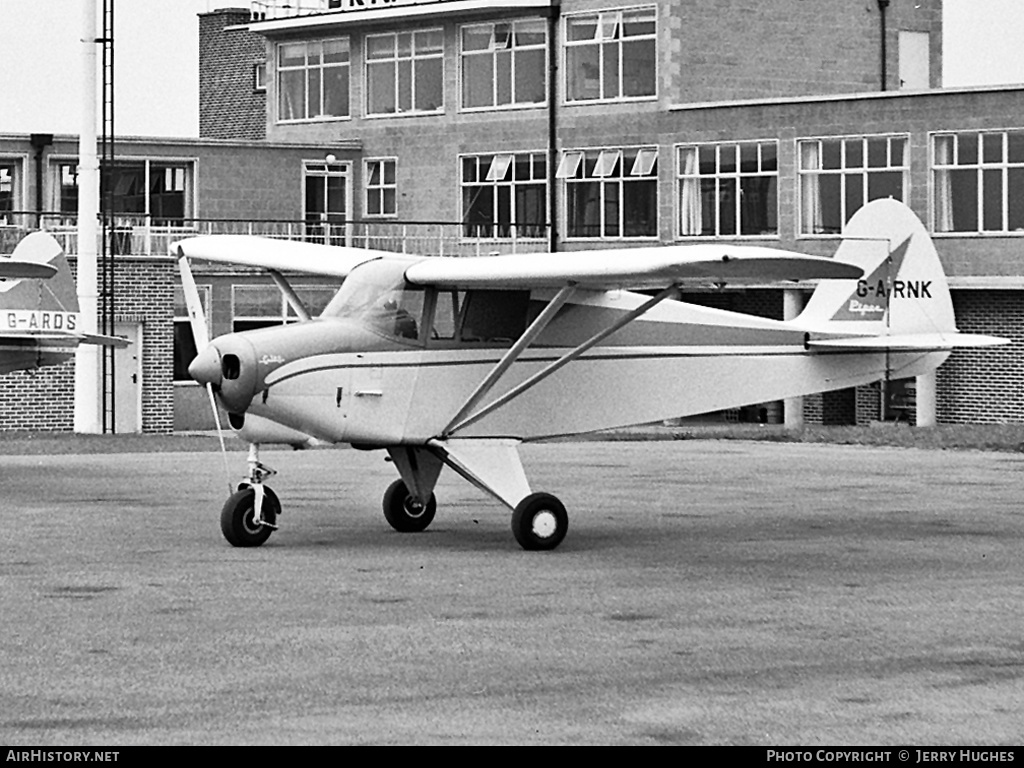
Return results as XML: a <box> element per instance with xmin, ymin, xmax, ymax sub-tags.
<box><xmin>458</xmin><ymin>290</ymin><xmax>530</xmax><ymax>343</ymax></box>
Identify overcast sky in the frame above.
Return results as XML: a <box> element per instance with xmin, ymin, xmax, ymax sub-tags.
<box><xmin>0</xmin><ymin>0</ymin><xmax>1022</xmax><ymax>138</ymax></box>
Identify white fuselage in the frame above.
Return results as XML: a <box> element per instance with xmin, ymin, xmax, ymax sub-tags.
<box><xmin>241</xmin><ymin>288</ymin><xmax>944</xmax><ymax>445</ymax></box>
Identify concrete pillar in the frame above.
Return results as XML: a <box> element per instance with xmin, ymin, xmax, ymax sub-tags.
<box><xmin>74</xmin><ymin>0</ymin><xmax>101</xmax><ymax>434</ymax></box>
<box><xmin>783</xmin><ymin>288</ymin><xmax>806</xmax><ymax>428</ymax></box>
<box><xmin>916</xmin><ymin>369</ymin><xmax>937</xmax><ymax>427</ymax></box>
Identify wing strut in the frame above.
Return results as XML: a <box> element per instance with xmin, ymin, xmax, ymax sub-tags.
<box><xmin>269</xmin><ymin>269</ymin><xmax>312</xmax><ymax>322</ymax></box>
<box><xmin>444</xmin><ymin>284</ymin><xmax>677</xmax><ymax>438</ymax></box>
<box><xmin>441</xmin><ymin>283</ymin><xmax>577</xmax><ymax>437</ymax></box>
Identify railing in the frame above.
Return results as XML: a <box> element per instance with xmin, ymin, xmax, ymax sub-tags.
<box><xmin>250</xmin><ymin>1</ymin><xmax>339</xmax><ymax>21</ymax></box>
<box><xmin>0</xmin><ymin>212</ymin><xmax>550</xmax><ymax>259</ymax></box>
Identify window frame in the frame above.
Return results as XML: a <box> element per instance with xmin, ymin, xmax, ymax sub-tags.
<box><xmin>254</xmin><ymin>62</ymin><xmax>267</xmax><ymax>92</ymax></box>
<box><xmin>931</xmin><ymin>129</ymin><xmax>1024</xmax><ymax>236</ymax></box>
<box><xmin>797</xmin><ymin>134</ymin><xmax>909</xmax><ymax>238</ymax></box>
<box><xmin>675</xmin><ymin>140</ymin><xmax>780</xmax><ymax>240</ymax></box>
<box><xmin>364</xmin><ymin>157</ymin><xmax>398</xmax><ymax>218</ymax></box>
<box><xmin>563</xmin><ymin>5</ymin><xmax>658</xmax><ymax>105</ymax></box>
<box><xmin>50</xmin><ymin>157</ymin><xmax>196</xmax><ymax>226</ymax></box>
<box><xmin>364</xmin><ymin>28</ymin><xmax>444</xmax><ymax>118</ymax></box>
<box><xmin>276</xmin><ymin>37</ymin><xmax>351</xmax><ymax>123</ymax></box>
<box><xmin>459</xmin><ymin>18</ymin><xmax>549</xmax><ymax>112</ymax></box>
<box><xmin>173</xmin><ymin>283</ymin><xmax>210</xmax><ymax>384</ymax></box>
<box><xmin>561</xmin><ymin>145</ymin><xmax>659</xmax><ymax>241</ymax></box>
<box><xmin>460</xmin><ymin>150</ymin><xmax>549</xmax><ymax>240</ymax></box>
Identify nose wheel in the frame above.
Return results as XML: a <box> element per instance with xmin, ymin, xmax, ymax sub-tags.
<box><xmin>511</xmin><ymin>492</ymin><xmax>568</xmax><ymax>551</ymax></box>
<box><xmin>221</xmin><ymin>485</ymin><xmax>280</xmax><ymax>547</ymax></box>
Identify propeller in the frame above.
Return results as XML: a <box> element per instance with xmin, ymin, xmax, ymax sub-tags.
<box><xmin>178</xmin><ymin>252</ymin><xmax>233</xmax><ymax>494</ymax></box>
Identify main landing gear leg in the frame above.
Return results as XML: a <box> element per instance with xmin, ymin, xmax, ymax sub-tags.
<box><xmin>220</xmin><ymin>443</ymin><xmax>281</xmax><ymax>547</ymax></box>
<box><xmin>429</xmin><ymin>439</ymin><xmax>569</xmax><ymax>551</ymax></box>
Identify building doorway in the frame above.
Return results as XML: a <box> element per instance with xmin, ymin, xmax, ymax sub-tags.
<box><xmin>113</xmin><ymin>321</ymin><xmax>143</xmax><ymax>433</ymax></box>
<box><xmin>304</xmin><ymin>160</ymin><xmax>350</xmax><ymax>246</ymax></box>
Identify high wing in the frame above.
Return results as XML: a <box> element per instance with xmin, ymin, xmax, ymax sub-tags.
<box><xmin>404</xmin><ymin>244</ymin><xmax>863</xmax><ymax>290</ymax></box>
<box><xmin>173</xmin><ymin>235</ymin><xmax>387</xmax><ymax>278</ymax></box>
<box><xmin>0</xmin><ymin>260</ymin><xmax>58</xmax><ymax>280</ymax></box>
<box><xmin>175</xmin><ymin>236</ymin><xmax>863</xmax><ymax>288</ymax></box>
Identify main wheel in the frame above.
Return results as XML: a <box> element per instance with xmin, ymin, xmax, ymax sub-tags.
<box><xmin>382</xmin><ymin>479</ymin><xmax>436</xmax><ymax>533</ymax></box>
<box><xmin>511</xmin><ymin>492</ymin><xmax>568</xmax><ymax>551</ymax></box>
<box><xmin>220</xmin><ymin>486</ymin><xmax>280</xmax><ymax>547</ymax></box>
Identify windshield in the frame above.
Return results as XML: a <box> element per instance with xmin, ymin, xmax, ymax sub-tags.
<box><xmin>321</xmin><ymin>258</ymin><xmax>424</xmax><ymax>340</ymax></box>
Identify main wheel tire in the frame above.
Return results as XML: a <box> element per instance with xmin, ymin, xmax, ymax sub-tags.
<box><xmin>220</xmin><ymin>486</ymin><xmax>280</xmax><ymax>547</ymax></box>
<box><xmin>511</xmin><ymin>492</ymin><xmax>568</xmax><ymax>551</ymax></box>
<box><xmin>382</xmin><ymin>479</ymin><xmax>437</xmax><ymax>533</ymax></box>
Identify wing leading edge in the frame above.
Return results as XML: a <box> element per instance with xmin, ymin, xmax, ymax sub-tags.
<box><xmin>404</xmin><ymin>244</ymin><xmax>863</xmax><ymax>290</ymax></box>
<box><xmin>173</xmin><ymin>235</ymin><xmax>388</xmax><ymax>278</ymax></box>
<box><xmin>173</xmin><ymin>236</ymin><xmax>862</xmax><ymax>289</ymax></box>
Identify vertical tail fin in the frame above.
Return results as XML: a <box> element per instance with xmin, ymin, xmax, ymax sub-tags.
<box><xmin>0</xmin><ymin>232</ymin><xmax>80</xmax><ymax>314</ymax></box>
<box><xmin>798</xmin><ymin>198</ymin><xmax>955</xmax><ymax>338</ymax></box>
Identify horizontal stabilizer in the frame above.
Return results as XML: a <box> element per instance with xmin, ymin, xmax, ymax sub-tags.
<box><xmin>808</xmin><ymin>332</ymin><xmax>1009</xmax><ymax>352</ymax></box>
<box><xmin>405</xmin><ymin>245</ymin><xmax>863</xmax><ymax>290</ymax></box>
<box><xmin>78</xmin><ymin>333</ymin><xmax>131</xmax><ymax>348</ymax></box>
<box><xmin>0</xmin><ymin>330</ymin><xmax>129</xmax><ymax>347</ymax></box>
<box><xmin>0</xmin><ymin>260</ymin><xmax>57</xmax><ymax>280</ymax></box>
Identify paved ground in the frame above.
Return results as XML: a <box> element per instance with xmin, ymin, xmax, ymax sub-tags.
<box><xmin>2</xmin><ymin>440</ymin><xmax>1023</xmax><ymax>745</ymax></box>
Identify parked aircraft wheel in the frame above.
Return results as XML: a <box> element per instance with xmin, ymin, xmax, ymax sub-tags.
<box><xmin>511</xmin><ymin>492</ymin><xmax>568</xmax><ymax>551</ymax></box>
<box><xmin>382</xmin><ymin>479</ymin><xmax>436</xmax><ymax>533</ymax></box>
<box><xmin>220</xmin><ymin>486</ymin><xmax>279</xmax><ymax>547</ymax></box>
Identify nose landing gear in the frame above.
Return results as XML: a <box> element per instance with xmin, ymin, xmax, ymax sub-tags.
<box><xmin>220</xmin><ymin>444</ymin><xmax>280</xmax><ymax>547</ymax></box>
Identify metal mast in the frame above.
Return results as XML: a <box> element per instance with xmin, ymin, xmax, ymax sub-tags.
<box><xmin>100</xmin><ymin>0</ymin><xmax>116</xmax><ymax>432</ymax></box>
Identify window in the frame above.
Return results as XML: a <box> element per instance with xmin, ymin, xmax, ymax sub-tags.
<box><xmin>0</xmin><ymin>162</ymin><xmax>17</xmax><ymax>215</ymax></box>
<box><xmin>53</xmin><ymin>160</ymin><xmax>194</xmax><ymax>225</ymax></box>
<box><xmin>173</xmin><ymin>283</ymin><xmax>210</xmax><ymax>382</ymax></box>
<box><xmin>462</xmin><ymin>152</ymin><xmax>547</xmax><ymax>239</ymax></box>
<box><xmin>254</xmin><ymin>62</ymin><xmax>267</xmax><ymax>92</ymax></box>
<box><xmin>278</xmin><ymin>38</ymin><xmax>350</xmax><ymax>121</ymax></box>
<box><xmin>366</xmin><ymin>30</ymin><xmax>443</xmax><ymax>116</ymax></box>
<box><xmin>798</xmin><ymin>135</ymin><xmax>908</xmax><ymax>235</ymax></box>
<box><xmin>289</xmin><ymin>287</ymin><xmax>338</xmax><ymax>319</ymax></box>
<box><xmin>561</xmin><ymin>146</ymin><xmax>658</xmax><ymax>239</ymax></box>
<box><xmin>233</xmin><ymin>285</ymin><xmax>287</xmax><ymax>333</ymax></box>
<box><xmin>231</xmin><ymin>285</ymin><xmax>337</xmax><ymax>334</ymax></box>
<box><xmin>365</xmin><ymin>158</ymin><xmax>397</xmax><ymax>217</ymax></box>
<box><xmin>565</xmin><ymin>7</ymin><xmax>656</xmax><ymax>103</ymax></box>
<box><xmin>461</xmin><ymin>20</ymin><xmax>547</xmax><ymax>110</ymax></box>
<box><xmin>933</xmin><ymin>130</ymin><xmax>1024</xmax><ymax>233</ymax></box>
<box><xmin>677</xmin><ymin>142</ymin><xmax>778</xmax><ymax>237</ymax></box>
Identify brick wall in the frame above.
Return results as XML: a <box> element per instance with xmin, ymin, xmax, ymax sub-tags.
<box><xmin>199</xmin><ymin>8</ymin><xmax>267</xmax><ymax>140</ymax></box>
<box><xmin>0</xmin><ymin>257</ymin><xmax>175</xmax><ymax>434</ymax></box>
<box><xmin>938</xmin><ymin>290</ymin><xmax>1024</xmax><ymax>424</ymax></box>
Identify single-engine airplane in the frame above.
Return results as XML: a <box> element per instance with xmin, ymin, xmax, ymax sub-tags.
<box><xmin>176</xmin><ymin>199</ymin><xmax>1006</xmax><ymax>551</ymax></box>
<box><xmin>1</xmin><ymin>232</ymin><xmax>128</xmax><ymax>375</ymax></box>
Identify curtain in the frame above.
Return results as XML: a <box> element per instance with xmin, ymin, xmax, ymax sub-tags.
<box><xmin>934</xmin><ymin>135</ymin><xmax>954</xmax><ymax>233</ymax></box>
<box><xmin>679</xmin><ymin>148</ymin><xmax>702</xmax><ymax>236</ymax></box>
<box><xmin>800</xmin><ymin>142</ymin><xmax>823</xmax><ymax>234</ymax></box>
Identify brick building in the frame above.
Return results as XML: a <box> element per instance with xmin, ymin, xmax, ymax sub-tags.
<box><xmin>2</xmin><ymin>0</ymin><xmax>1023</xmax><ymax>431</ymax></box>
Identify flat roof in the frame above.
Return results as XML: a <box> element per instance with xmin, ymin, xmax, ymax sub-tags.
<box><xmin>247</xmin><ymin>0</ymin><xmax>555</xmax><ymax>34</ymax></box>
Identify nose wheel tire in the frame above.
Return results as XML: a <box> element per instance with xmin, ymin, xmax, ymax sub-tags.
<box><xmin>511</xmin><ymin>492</ymin><xmax>568</xmax><ymax>551</ymax></box>
<box><xmin>221</xmin><ymin>486</ymin><xmax>280</xmax><ymax>547</ymax></box>
<box><xmin>382</xmin><ymin>479</ymin><xmax>437</xmax><ymax>533</ymax></box>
